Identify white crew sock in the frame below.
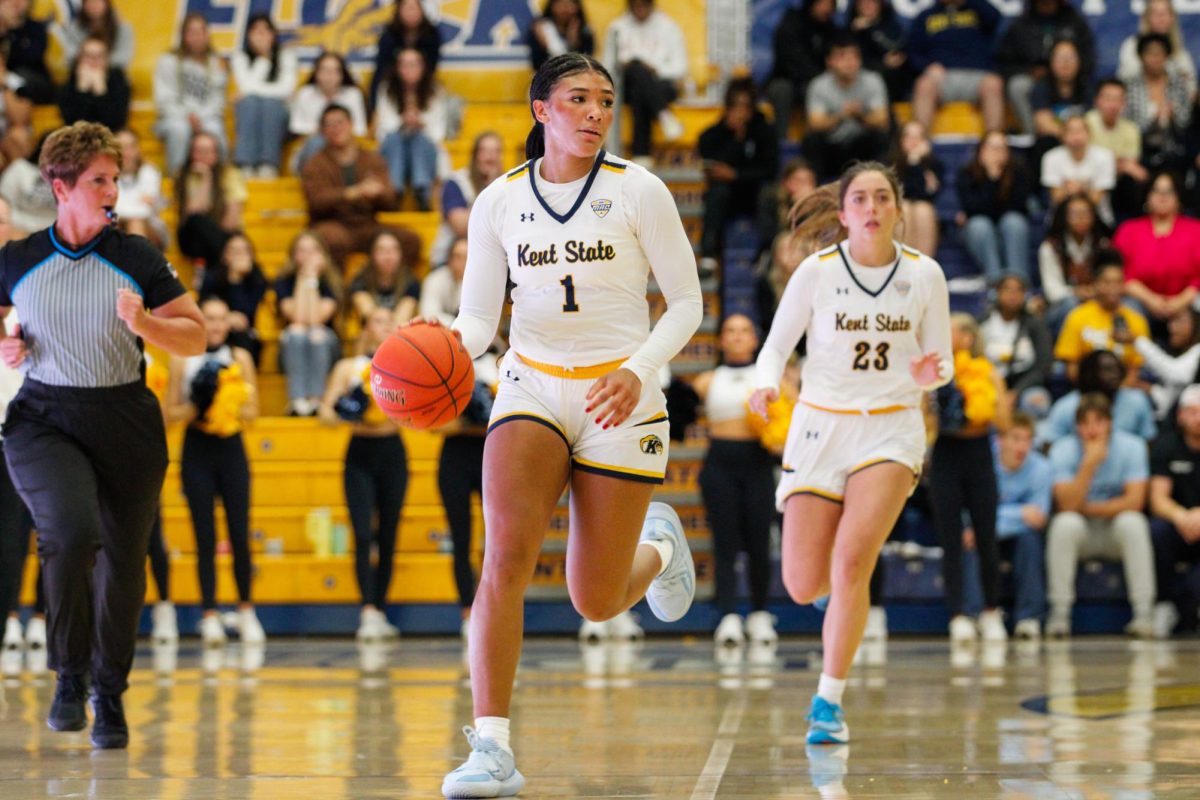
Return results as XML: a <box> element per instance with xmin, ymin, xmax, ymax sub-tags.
<box><xmin>475</xmin><ymin>716</ymin><xmax>511</xmax><ymax>754</ymax></box>
<box><xmin>643</xmin><ymin>538</ymin><xmax>674</xmax><ymax>577</ymax></box>
<box><xmin>817</xmin><ymin>673</ymin><xmax>846</xmax><ymax>707</ymax></box>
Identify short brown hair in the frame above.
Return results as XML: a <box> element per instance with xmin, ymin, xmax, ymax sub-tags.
<box><xmin>39</xmin><ymin>122</ymin><xmax>121</xmax><ymax>190</ymax></box>
<box><xmin>1008</xmin><ymin>411</ymin><xmax>1035</xmax><ymax>433</ymax></box>
<box><xmin>1076</xmin><ymin>392</ymin><xmax>1113</xmax><ymax>423</ymax></box>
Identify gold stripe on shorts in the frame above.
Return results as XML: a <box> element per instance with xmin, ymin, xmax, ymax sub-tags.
<box><xmin>516</xmin><ymin>352</ymin><xmax>626</xmax><ymax>379</ymax></box>
<box><xmin>802</xmin><ymin>400</ymin><xmax>912</xmax><ymax>416</ymax></box>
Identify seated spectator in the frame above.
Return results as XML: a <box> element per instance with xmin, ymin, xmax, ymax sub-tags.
<box><xmin>1047</xmin><ymin>392</ymin><xmax>1155</xmax><ymax>638</ymax></box>
<box><xmin>1117</xmin><ymin>0</ymin><xmax>1195</xmax><ymax>84</ymax></box>
<box><xmin>154</xmin><ymin>13</ymin><xmax>227</xmax><ymax>174</ymax></box>
<box><xmin>0</xmin><ymin>128</ymin><xmax>53</xmax><ymax>236</ymax></box>
<box><xmin>433</xmin><ymin>131</ymin><xmax>504</xmax><ymax>268</ymax></box>
<box><xmin>765</xmin><ymin>0</ymin><xmax>838</xmax><ymax>139</ymax></box>
<box><xmin>289</xmin><ymin>51</ymin><xmax>368</xmax><ymax>173</ymax></box>
<box><xmin>1054</xmin><ymin>257</ymin><xmax>1152</xmax><ymax>383</ymax></box>
<box><xmin>301</xmin><ymin>104</ymin><xmax>414</xmax><ymax>268</ymax></box>
<box><xmin>529</xmin><ymin>0</ymin><xmax>594</xmax><ymax>72</ymax></box>
<box><xmin>114</xmin><ymin>129</ymin><xmax>167</xmax><ymax>249</ymax></box>
<box><xmin>0</xmin><ymin>46</ymin><xmax>31</xmax><ymax>174</ymax></box>
<box><xmin>981</xmin><ymin>274</ymin><xmax>1053</xmax><ymax>408</ymax></box>
<box><xmin>1086</xmin><ymin>79</ymin><xmax>1148</xmax><ymax>223</ymax></box>
<box><xmin>1113</xmin><ymin>171</ymin><xmax>1200</xmax><ymax>330</ymax></box>
<box><xmin>956</xmin><ymin>131</ymin><xmax>1033</xmax><ymax>283</ymax></box>
<box><xmin>1148</xmin><ymin>385</ymin><xmax>1200</xmax><ymax>636</ymax></box>
<box><xmin>1041</xmin><ymin>115</ymin><xmax>1115</xmax><ymax>225</ymax></box>
<box><xmin>57</xmin><ymin>35</ymin><xmax>129</xmax><ymax>131</ymax></box>
<box><xmin>1040</xmin><ymin>349</ymin><xmax>1157</xmax><ymax>445</ymax></box>
<box><xmin>420</xmin><ymin>236</ymin><xmax>467</xmax><ymax>326</ymax></box>
<box><xmin>996</xmin><ymin>0</ymin><xmax>1095</xmax><ymax>136</ymax></box>
<box><xmin>893</xmin><ymin>119</ymin><xmax>942</xmax><ymax>256</ymax></box>
<box><xmin>699</xmin><ymin>77</ymin><xmax>778</xmax><ymax>278</ymax></box>
<box><xmin>369</xmin><ymin>0</ymin><xmax>441</xmax><ymax>113</ymax></box>
<box><xmin>375</xmin><ymin>47</ymin><xmax>461</xmax><ymax>210</ymax></box>
<box><xmin>276</xmin><ymin>231</ymin><xmax>342</xmax><ymax>416</ymax></box>
<box><xmin>757</xmin><ymin>157</ymin><xmax>816</xmax><ymax>250</ymax></box>
<box><xmin>802</xmin><ymin>34</ymin><xmax>889</xmax><ymax>183</ymax></box>
<box><xmin>847</xmin><ymin>0</ymin><xmax>912</xmax><ymax>102</ymax></box>
<box><xmin>0</xmin><ymin>0</ymin><xmax>52</xmax><ymax>103</ymax></box>
<box><xmin>232</xmin><ymin>13</ymin><xmax>298</xmax><ymax>178</ymax></box>
<box><xmin>200</xmin><ymin>232</ymin><xmax>268</xmax><ymax>365</ymax></box>
<box><xmin>1125</xmin><ymin>34</ymin><xmax>1194</xmax><ymax>174</ymax></box>
<box><xmin>908</xmin><ymin>0</ymin><xmax>1005</xmax><ymax>133</ymax></box>
<box><xmin>994</xmin><ymin>412</ymin><xmax>1053</xmax><ymax>639</ymax></box>
<box><xmin>50</xmin><ymin>0</ymin><xmax>133</xmax><ymax>71</ymax></box>
<box><xmin>175</xmin><ymin>131</ymin><xmax>246</xmax><ymax>273</ymax></box>
<box><xmin>1039</xmin><ymin>193</ymin><xmax>1110</xmax><ymax>324</ymax></box>
<box><xmin>1029</xmin><ymin>40</ymin><xmax>1093</xmax><ymax>181</ymax></box>
<box><xmin>347</xmin><ymin>229</ymin><xmax>419</xmax><ymax>325</ymax></box>
<box><xmin>602</xmin><ymin>0</ymin><xmax>688</xmax><ymax>162</ymax></box>
<box><xmin>1121</xmin><ymin>308</ymin><xmax>1200</xmax><ymax>418</ymax></box>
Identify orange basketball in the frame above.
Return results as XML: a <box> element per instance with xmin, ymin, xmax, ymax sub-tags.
<box><xmin>370</xmin><ymin>323</ymin><xmax>475</xmax><ymax>430</ymax></box>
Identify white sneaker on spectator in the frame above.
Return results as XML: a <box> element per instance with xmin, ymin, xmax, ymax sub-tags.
<box><xmin>1153</xmin><ymin>601</ymin><xmax>1179</xmax><ymax>639</ymax></box>
<box><xmin>863</xmin><ymin>606</ymin><xmax>888</xmax><ymax>642</ymax></box>
<box><xmin>152</xmin><ymin>602</ymin><xmax>178</xmax><ymax>644</ymax></box>
<box><xmin>714</xmin><ymin>613</ymin><xmax>744</xmax><ymax>647</ymax></box>
<box><xmin>745</xmin><ymin>611</ymin><xmax>778</xmax><ymax>645</ymax></box>
<box><xmin>607</xmin><ymin>610</ymin><xmax>644</xmax><ymax>641</ymax></box>
<box><xmin>200</xmin><ymin>614</ymin><xmax>227</xmax><ymax>647</ymax></box>
<box><xmin>1045</xmin><ymin>610</ymin><xmax>1070</xmax><ymax>639</ymax></box>
<box><xmin>657</xmin><ymin>110</ymin><xmax>684</xmax><ymax>142</ymax></box>
<box><xmin>949</xmin><ymin>615</ymin><xmax>977</xmax><ymax>644</ymax></box>
<box><xmin>24</xmin><ymin>616</ymin><xmax>46</xmax><ymax>650</ymax></box>
<box><xmin>239</xmin><ymin>608</ymin><xmax>266</xmax><ymax>644</ymax></box>
<box><xmin>698</xmin><ymin>257</ymin><xmax>718</xmax><ymax>280</ymax></box>
<box><xmin>1013</xmin><ymin>618</ymin><xmax>1041</xmax><ymax>640</ymax></box>
<box><xmin>978</xmin><ymin>609</ymin><xmax>1008</xmax><ymax>643</ymax></box>
<box><xmin>3</xmin><ymin>617</ymin><xmax>22</xmax><ymax>651</ymax></box>
<box><xmin>257</xmin><ymin>165</ymin><xmax>279</xmax><ymax>179</ymax></box>
<box><xmin>578</xmin><ymin>618</ymin><xmax>608</xmax><ymax>644</ymax></box>
<box><xmin>1125</xmin><ymin>615</ymin><xmax>1155</xmax><ymax>639</ymax></box>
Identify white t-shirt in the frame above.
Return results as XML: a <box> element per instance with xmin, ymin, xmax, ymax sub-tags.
<box><xmin>453</xmin><ymin>152</ymin><xmax>702</xmax><ymax>385</ymax></box>
<box><xmin>1040</xmin><ymin>145</ymin><xmax>1116</xmax><ymax>192</ymax></box>
<box><xmin>756</xmin><ymin>241</ymin><xmax>953</xmax><ymax>411</ymax></box>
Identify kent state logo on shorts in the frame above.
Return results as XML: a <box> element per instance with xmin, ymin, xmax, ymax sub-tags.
<box><xmin>640</xmin><ymin>434</ymin><xmax>664</xmax><ymax>456</ymax></box>
<box><xmin>178</xmin><ymin>0</ymin><xmax>540</xmax><ymax>66</ymax></box>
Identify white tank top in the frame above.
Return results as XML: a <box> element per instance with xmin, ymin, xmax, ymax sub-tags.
<box><xmin>183</xmin><ymin>344</ymin><xmax>234</xmax><ymax>402</ymax></box>
<box><xmin>705</xmin><ymin>364</ymin><xmax>756</xmax><ymax>423</ymax></box>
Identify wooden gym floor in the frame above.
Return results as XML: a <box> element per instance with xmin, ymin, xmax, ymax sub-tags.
<box><xmin>0</xmin><ymin>636</ymin><xmax>1198</xmax><ymax>799</ymax></box>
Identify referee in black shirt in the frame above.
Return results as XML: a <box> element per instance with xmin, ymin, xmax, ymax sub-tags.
<box><xmin>0</xmin><ymin>122</ymin><xmax>204</xmax><ymax>749</ymax></box>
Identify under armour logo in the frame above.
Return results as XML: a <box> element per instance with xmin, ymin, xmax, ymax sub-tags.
<box><xmin>836</xmin><ymin>287</ymin><xmax>850</xmax><ymax>295</ymax></box>
<box><xmin>805</xmin><ymin>430</ymin><xmax>819</xmax><ymax>440</ymax></box>
<box><xmin>521</xmin><ymin>212</ymin><xmax>535</xmax><ymax>222</ymax></box>
<box><xmin>505</xmin><ymin>369</ymin><xmax>519</xmax><ymax>382</ymax></box>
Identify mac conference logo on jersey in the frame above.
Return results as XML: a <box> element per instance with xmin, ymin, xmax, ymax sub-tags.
<box><xmin>591</xmin><ymin>199</ymin><xmax>612</xmax><ymax>218</ymax></box>
<box><xmin>895</xmin><ymin>279</ymin><xmax>911</xmax><ymax>296</ymax></box>
<box><xmin>640</xmin><ymin>434</ymin><xmax>664</xmax><ymax>455</ymax></box>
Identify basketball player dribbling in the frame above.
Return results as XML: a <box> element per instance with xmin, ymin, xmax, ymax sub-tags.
<box><xmin>750</xmin><ymin>162</ymin><xmax>953</xmax><ymax>746</ymax></box>
<box><xmin>436</xmin><ymin>53</ymin><xmax>704</xmax><ymax>797</ymax></box>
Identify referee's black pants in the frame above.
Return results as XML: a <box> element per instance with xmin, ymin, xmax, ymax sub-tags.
<box><xmin>3</xmin><ymin>380</ymin><xmax>166</xmax><ymax>695</ymax></box>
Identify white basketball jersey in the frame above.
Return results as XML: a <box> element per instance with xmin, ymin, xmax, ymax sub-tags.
<box><xmin>470</xmin><ymin>152</ymin><xmax>653</xmax><ymax>366</ymax></box>
<box><xmin>758</xmin><ymin>241</ymin><xmax>953</xmax><ymax>412</ymax></box>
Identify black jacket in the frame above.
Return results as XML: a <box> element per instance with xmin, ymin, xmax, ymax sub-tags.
<box><xmin>698</xmin><ymin>112</ymin><xmax>780</xmax><ymax>187</ymax></box>
<box><xmin>995</xmin><ymin>3</ymin><xmax>1096</xmax><ymax>81</ymax></box>
<box><xmin>770</xmin><ymin>8</ymin><xmax>838</xmax><ymax>88</ymax></box>
<box><xmin>58</xmin><ymin>68</ymin><xmax>130</xmax><ymax>131</ymax></box>
<box><xmin>957</xmin><ymin>159</ymin><xmax>1033</xmax><ymax>220</ymax></box>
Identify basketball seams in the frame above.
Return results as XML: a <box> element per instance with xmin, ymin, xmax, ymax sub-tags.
<box><xmin>370</xmin><ymin>324</ymin><xmax>475</xmax><ymax>429</ymax></box>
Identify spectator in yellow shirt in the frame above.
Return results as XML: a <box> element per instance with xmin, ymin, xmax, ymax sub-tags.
<box><xmin>1055</xmin><ymin>251</ymin><xmax>1150</xmax><ymax>383</ymax></box>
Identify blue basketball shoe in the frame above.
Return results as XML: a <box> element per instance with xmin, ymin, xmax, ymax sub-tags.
<box><xmin>641</xmin><ymin>502</ymin><xmax>695</xmax><ymax>622</ymax></box>
<box><xmin>806</xmin><ymin>694</ymin><xmax>850</xmax><ymax>745</ymax></box>
<box><xmin>442</xmin><ymin>726</ymin><xmax>524</xmax><ymax>798</ymax></box>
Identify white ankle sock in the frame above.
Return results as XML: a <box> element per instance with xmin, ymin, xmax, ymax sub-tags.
<box><xmin>817</xmin><ymin>673</ymin><xmax>846</xmax><ymax>706</ymax></box>
<box><xmin>475</xmin><ymin>716</ymin><xmax>511</xmax><ymax>753</ymax></box>
<box><xmin>643</xmin><ymin>539</ymin><xmax>674</xmax><ymax>577</ymax></box>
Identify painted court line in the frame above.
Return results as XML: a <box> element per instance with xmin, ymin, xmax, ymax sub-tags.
<box><xmin>690</xmin><ymin>691</ymin><xmax>747</xmax><ymax>800</ymax></box>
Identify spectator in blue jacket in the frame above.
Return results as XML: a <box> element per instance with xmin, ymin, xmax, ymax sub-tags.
<box><xmin>908</xmin><ymin>0</ymin><xmax>1005</xmax><ymax>133</ymax></box>
<box><xmin>995</xmin><ymin>413</ymin><xmax>1052</xmax><ymax>639</ymax></box>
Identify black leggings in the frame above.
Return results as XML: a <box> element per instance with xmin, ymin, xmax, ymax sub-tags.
<box><xmin>699</xmin><ymin>439</ymin><xmax>777</xmax><ymax>614</ymax></box>
<box><xmin>622</xmin><ymin>60</ymin><xmax>678</xmax><ymax>157</ymax></box>
<box><xmin>147</xmin><ymin>508</ymin><xmax>169</xmax><ymax>601</ymax></box>
<box><xmin>930</xmin><ymin>435</ymin><xmax>1001</xmax><ymax>616</ymax></box>
<box><xmin>438</xmin><ymin>434</ymin><xmax>485</xmax><ymax>608</ymax></box>
<box><xmin>0</xmin><ymin>441</ymin><xmax>34</xmax><ymax>617</ymax></box>
<box><xmin>344</xmin><ymin>435</ymin><xmax>407</xmax><ymax>609</ymax></box>
<box><xmin>182</xmin><ymin>427</ymin><xmax>252</xmax><ymax>610</ymax></box>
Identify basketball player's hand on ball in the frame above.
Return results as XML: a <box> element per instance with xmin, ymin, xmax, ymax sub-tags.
<box><xmin>748</xmin><ymin>387</ymin><xmax>777</xmax><ymax>421</ymax></box>
<box><xmin>586</xmin><ymin>368</ymin><xmax>641</xmax><ymax>428</ymax></box>
<box><xmin>0</xmin><ymin>323</ymin><xmax>25</xmax><ymax>368</ymax></box>
<box><xmin>909</xmin><ymin>352</ymin><xmax>944</xmax><ymax>388</ymax></box>
<box><xmin>116</xmin><ymin>288</ymin><xmax>146</xmax><ymax>335</ymax></box>
<box><xmin>399</xmin><ymin>316</ymin><xmax>462</xmax><ymax>342</ymax></box>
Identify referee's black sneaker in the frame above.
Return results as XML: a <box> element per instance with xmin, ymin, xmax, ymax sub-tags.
<box><xmin>90</xmin><ymin>692</ymin><xmax>129</xmax><ymax>749</ymax></box>
<box><xmin>47</xmin><ymin>673</ymin><xmax>88</xmax><ymax>732</ymax></box>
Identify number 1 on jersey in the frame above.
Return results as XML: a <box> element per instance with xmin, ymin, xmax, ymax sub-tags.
<box><xmin>560</xmin><ymin>274</ymin><xmax>580</xmax><ymax>313</ymax></box>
